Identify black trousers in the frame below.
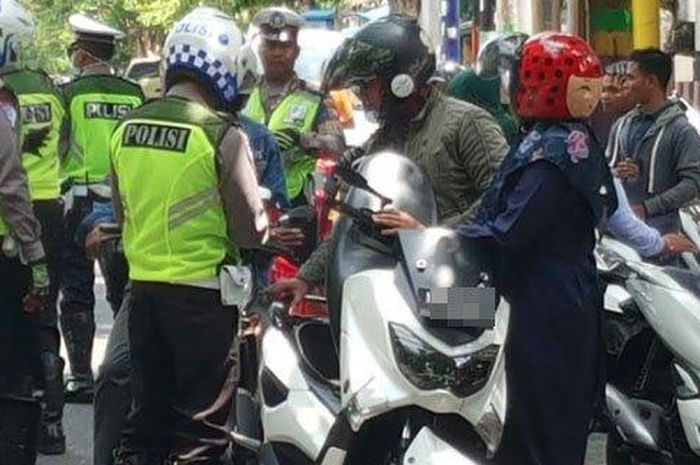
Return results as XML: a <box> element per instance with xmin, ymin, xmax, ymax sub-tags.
<box><xmin>0</xmin><ymin>252</ymin><xmax>40</xmax><ymax>464</ymax></box>
<box><xmin>0</xmin><ymin>252</ymin><xmax>37</xmax><ymax>398</ymax></box>
<box><xmin>60</xmin><ymin>196</ymin><xmax>98</xmax><ymax>381</ymax></box>
<box><xmin>121</xmin><ymin>282</ymin><xmax>238</xmax><ymax>465</ymax></box>
<box><xmin>94</xmin><ymin>285</ymin><xmax>132</xmax><ymax>465</ymax></box>
<box><xmin>28</xmin><ymin>199</ymin><xmax>65</xmax><ymax>422</ymax></box>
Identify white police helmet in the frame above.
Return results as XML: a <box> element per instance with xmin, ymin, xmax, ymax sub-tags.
<box><xmin>0</xmin><ymin>0</ymin><xmax>36</xmax><ymax>68</ymax></box>
<box><xmin>237</xmin><ymin>43</ymin><xmax>262</xmax><ymax>95</ymax></box>
<box><xmin>163</xmin><ymin>6</ymin><xmax>244</xmax><ymax>107</ymax></box>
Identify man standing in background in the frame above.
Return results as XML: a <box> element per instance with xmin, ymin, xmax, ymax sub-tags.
<box><xmin>60</xmin><ymin>13</ymin><xmax>144</xmax><ymax>404</ymax></box>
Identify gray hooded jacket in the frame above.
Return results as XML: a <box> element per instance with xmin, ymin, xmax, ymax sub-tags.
<box><xmin>607</xmin><ymin>101</ymin><xmax>700</xmax><ymax>233</ymax></box>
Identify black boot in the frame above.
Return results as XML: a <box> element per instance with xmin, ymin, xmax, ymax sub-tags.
<box><xmin>37</xmin><ymin>353</ymin><xmax>66</xmax><ymax>455</ymax></box>
<box><xmin>60</xmin><ymin>311</ymin><xmax>95</xmax><ymax>403</ymax></box>
<box><xmin>0</xmin><ymin>398</ymin><xmax>40</xmax><ymax>465</ymax></box>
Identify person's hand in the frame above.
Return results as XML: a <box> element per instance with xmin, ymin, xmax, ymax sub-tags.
<box><xmin>273</xmin><ymin>128</ymin><xmax>302</xmax><ymax>152</ymax></box>
<box><xmin>23</xmin><ymin>261</ymin><xmax>49</xmax><ymax>314</ymax></box>
<box><xmin>631</xmin><ymin>204</ymin><xmax>646</xmax><ymax>220</ymax></box>
<box><xmin>613</xmin><ymin>159</ymin><xmax>640</xmax><ymax>180</ymax></box>
<box><xmin>372</xmin><ymin>209</ymin><xmax>425</xmax><ymax>235</ymax></box>
<box><xmin>662</xmin><ymin>233</ymin><xmax>699</xmax><ymax>255</ymax></box>
<box><xmin>85</xmin><ymin>225</ymin><xmax>109</xmax><ymax>260</ymax></box>
<box><xmin>270</xmin><ymin>227</ymin><xmax>305</xmax><ymax>248</ymax></box>
<box><xmin>266</xmin><ymin>278</ymin><xmax>310</xmax><ymax>307</ymax></box>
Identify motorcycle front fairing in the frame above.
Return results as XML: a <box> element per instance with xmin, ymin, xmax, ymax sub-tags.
<box><xmin>624</xmin><ymin>262</ymin><xmax>700</xmax><ymax>456</ymax></box>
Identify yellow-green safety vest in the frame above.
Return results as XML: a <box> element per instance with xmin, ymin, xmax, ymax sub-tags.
<box><xmin>243</xmin><ymin>86</ymin><xmax>322</xmax><ymax>199</ymax></box>
<box><xmin>110</xmin><ymin>96</ymin><xmax>239</xmax><ymax>283</ymax></box>
<box><xmin>1</xmin><ymin>69</ymin><xmax>66</xmax><ymax>200</ymax></box>
<box><xmin>62</xmin><ymin>75</ymin><xmax>144</xmax><ymax>185</ymax></box>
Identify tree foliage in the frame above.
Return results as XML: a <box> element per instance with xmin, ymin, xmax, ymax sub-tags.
<box><xmin>21</xmin><ymin>0</ymin><xmax>342</xmax><ymax>75</ymax></box>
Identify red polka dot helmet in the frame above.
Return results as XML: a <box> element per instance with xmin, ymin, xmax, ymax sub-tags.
<box><xmin>514</xmin><ymin>32</ymin><xmax>603</xmax><ymax>120</ymax></box>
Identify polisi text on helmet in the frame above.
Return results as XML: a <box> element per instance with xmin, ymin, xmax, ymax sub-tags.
<box><xmin>174</xmin><ymin>22</ymin><xmax>211</xmax><ymax>39</ymax></box>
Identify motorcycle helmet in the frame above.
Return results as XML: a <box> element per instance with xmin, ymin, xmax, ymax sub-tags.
<box><xmin>513</xmin><ymin>32</ymin><xmax>603</xmax><ymax>120</ymax></box>
<box><xmin>237</xmin><ymin>42</ymin><xmax>262</xmax><ymax>96</ymax></box>
<box><xmin>0</xmin><ymin>0</ymin><xmax>35</xmax><ymax>69</ymax></box>
<box><xmin>322</xmin><ymin>14</ymin><xmax>436</xmax><ymax>119</ymax></box>
<box><xmin>163</xmin><ymin>7</ymin><xmax>245</xmax><ymax>109</ymax></box>
<box><xmin>475</xmin><ymin>33</ymin><xmax>528</xmax><ymax>105</ymax></box>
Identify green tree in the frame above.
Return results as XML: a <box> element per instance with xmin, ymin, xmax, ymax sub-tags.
<box><xmin>21</xmin><ymin>0</ymin><xmax>342</xmax><ymax>76</ymax></box>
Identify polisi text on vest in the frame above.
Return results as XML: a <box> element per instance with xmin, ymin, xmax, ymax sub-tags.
<box><xmin>122</xmin><ymin>123</ymin><xmax>191</xmax><ymax>152</ymax></box>
<box><xmin>21</xmin><ymin>103</ymin><xmax>52</xmax><ymax>125</ymax></box>
<box><xmin>84</xmin><ymin>102</ymin><xmax>134</xmax><ymax>120</ymax></box>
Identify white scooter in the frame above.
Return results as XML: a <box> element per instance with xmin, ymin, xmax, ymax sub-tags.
<box><xmin>235</xmin><ymin>152</ymin><xmax>510</xmax><ymax>465</ymax></box>
<box><xmin>595</xmin><ymin>236</ymin><xmax>700</xmax><ymax>465</ymax></box>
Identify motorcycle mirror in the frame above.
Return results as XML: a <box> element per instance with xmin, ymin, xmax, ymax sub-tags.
<box><xmin>335</xmin><ymin>164</ymin><xmax>392</xmax><ymax>206</ymax></box>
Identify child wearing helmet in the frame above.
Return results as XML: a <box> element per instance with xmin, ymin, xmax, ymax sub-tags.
<box><xmin>460</xmin><ymin>33</ymin><xmax>616</xmax><ymax>465</ymax></box>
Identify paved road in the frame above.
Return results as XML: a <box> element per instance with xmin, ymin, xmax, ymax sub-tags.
<box><xmin>38</xmin><ymin>275</ymin><xmax>112</xmax><ymax>465</ymax></box>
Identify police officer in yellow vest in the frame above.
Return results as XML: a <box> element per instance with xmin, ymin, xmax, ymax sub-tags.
<box><xmin>0</xmin><ymin>5</ymin><xmax>51</xmax><ymax>463</ymax></box>
<box><xmin>110</xmin><ymin>7</ymin><xmax>268</xmax><ymax>465</ymax></box>
<box><xmin>0</xmin><ymin>3</ymin><xmax>68</xmax><ymax>455</ymax></box>
<box><xmin>60</xmin><ymin>14</ymin><xmax>144</xmax><ymax>404</ymax></box>
<box><xmin>244</xmin><ymin>7</ymin><xmax>345</xmax><ymax>204</ymax></box>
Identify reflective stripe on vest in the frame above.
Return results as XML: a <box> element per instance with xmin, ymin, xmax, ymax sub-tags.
<box><xmin>111</xmin><ymin>99</ymin><xmax>239</xmax><ymax>283</ymax></box>
<box><xmin>243</xmin><ymin>87</ymin><xmax>321</xmax><ymax>199</ymax></box>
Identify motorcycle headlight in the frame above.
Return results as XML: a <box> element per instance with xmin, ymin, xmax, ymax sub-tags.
<box><xmin>389</xmin><ymin>323</ymin><xmax>498</xmax><ymax>398</ymax></box>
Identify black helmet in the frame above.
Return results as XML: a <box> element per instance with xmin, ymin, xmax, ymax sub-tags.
<box><xmin>323</xmin><ymin>14</ymin><xmax>436</xmax><ymax>100</ymax></box>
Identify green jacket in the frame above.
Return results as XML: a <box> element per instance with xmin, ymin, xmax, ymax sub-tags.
<box><xmin>298</xmin><ymin>93</ymin><xmax>508</xmax><ymax>285</ymax></box>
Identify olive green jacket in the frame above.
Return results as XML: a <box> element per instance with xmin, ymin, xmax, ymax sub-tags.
<box><xmin>298</xmin><ymin>92</ymin><xmax>508</xmax><ymax>285</ymax></box>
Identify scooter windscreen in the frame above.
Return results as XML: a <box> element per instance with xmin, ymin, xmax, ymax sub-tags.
<box><xmin>327</xmin><ymin>151</ymin><xmax>438</xmax><ymax>330</ymax></box>
<box><xmin>342</xmin><ymin>150</ymin><xmax>438</xmax><ymax>226</ymax></box>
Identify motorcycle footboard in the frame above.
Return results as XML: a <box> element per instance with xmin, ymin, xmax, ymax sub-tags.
<box><xmin>403</xmin><ymin>427</ymin><xmax>482</xmax><ymax>465</ymax></box>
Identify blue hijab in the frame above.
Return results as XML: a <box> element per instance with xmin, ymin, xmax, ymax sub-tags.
<box><xmin>475</xmin><ymin>121</ymin><xmax>617</xmax><ymax>226</ymax></box>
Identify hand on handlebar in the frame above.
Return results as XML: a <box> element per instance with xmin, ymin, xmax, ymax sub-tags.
<box><xmin>662</xmin><ymin>233</ymin><xmax>699</xmax><ymax>255</ymax></box>
<box><xmin>372</xmin><ymin>209</ymin><xmax>426</xmax><ymax>235</ymax></box>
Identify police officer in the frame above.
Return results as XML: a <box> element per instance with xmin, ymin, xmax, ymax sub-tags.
<box><xmin>244</xmin><ymin>7</ymin><xmax>345</xmax><ymax>204</ymax></box>
<box><xmin>0</xmin><ymin>3</ymin><xmax>68</xmax><ymax>454</ymax></box>
<box><xmin>60</xmin><ymin>14</ymin><xmax>144</xmax><ymax>403</ymax></box>
<box><xmin>0</xmin><ymin>6</ymin><xmax>51</xmax><ymax>464</ymax></box>
<box><xmin>111</xmin><ymin>7</ymin><xmax>268</xmax><ymax>465</ymax></box>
